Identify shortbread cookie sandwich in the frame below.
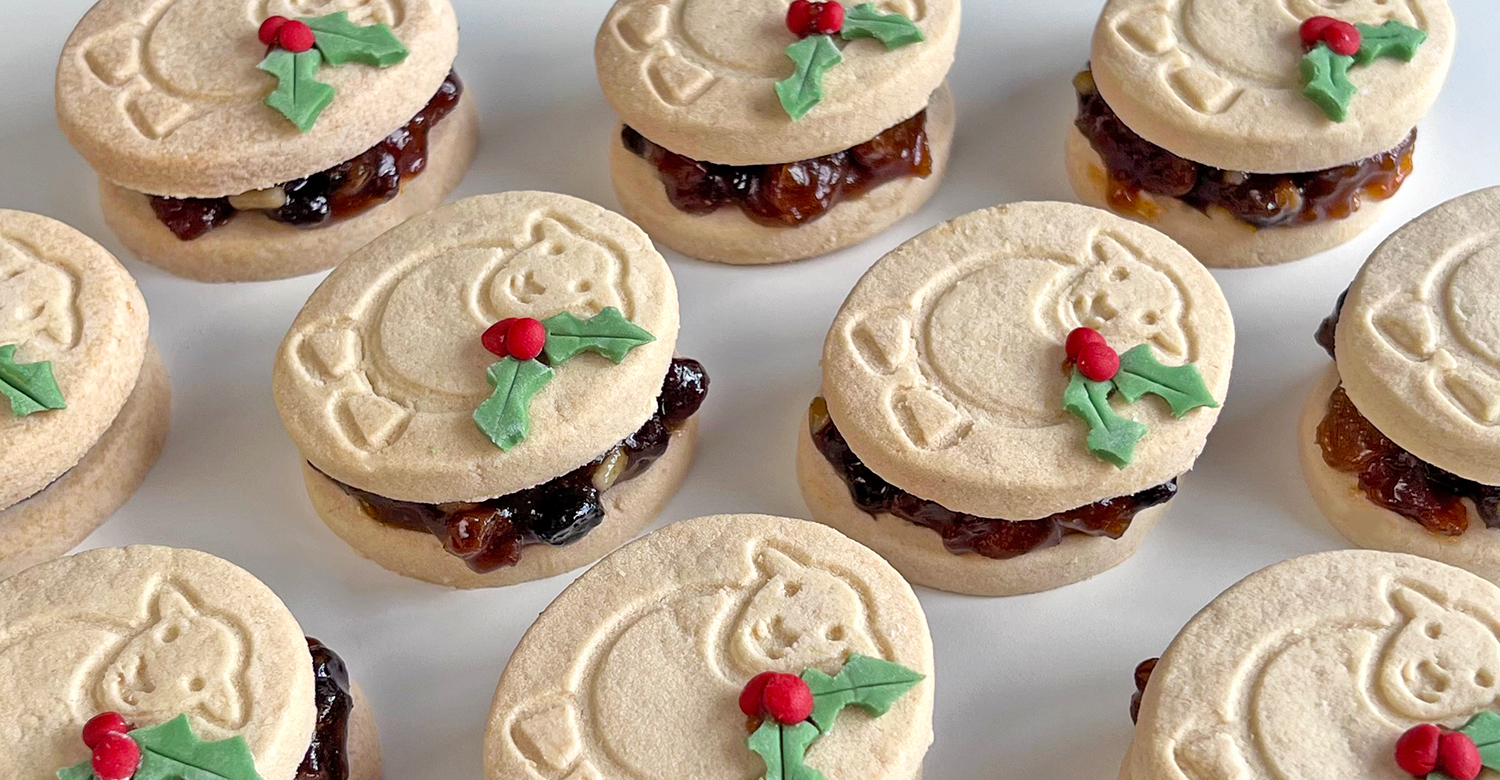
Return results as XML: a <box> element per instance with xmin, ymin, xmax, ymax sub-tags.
<box><xmin>485</xmin><ymin>513</ymin><xmax>933</xmax><ymax>780</ymax></box>
<box><xmin>1301</xmin><ymin>187</ymin><xmax>1500</xmax><ymax>582</ymax></box>
<box><xmin>596</xmin><ymin>0</ymin><xmax>959</xmax><ymax>264</ymax></box>
<box><xmin>1123</xmin><ymin>549</ymin><xmax>1500</xmax><ymax>780</ymax></box>
<box><xmin>798</xmin><ymin>201</ymin><xmax>1233</xmax><ymax>596</ymax></box>
<box><xmin>274</xmin><ymin>192</ymin><xmax>708</xmax><ymax>589</ymax></box>
<box><xmin>56</xmin><ymin>0</ymin><xmax>477</xmax><ymax>283</ymax></box>
<box><xmin>1068</xmin><ymin>0</ymin><xmax>1454</xmax><ymax>268</ymax></box>
<box><xmin>0</xmin><ymin>210</ymin><xmax>169</xmax><ymax>580</ymax></box>
<box><xmin>0</xmin><ymin>545</ymin><xmax>378</xmax><ymax>780</ymax></box>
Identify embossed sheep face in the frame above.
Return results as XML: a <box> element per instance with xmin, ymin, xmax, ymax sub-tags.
<box><xmin>729</xmin><ymin>550</ymin><xmax>878</xmax><ymax>676</ymax></box>
<box><xmin>0</xmin><ymin>238</ymin><xmax>78</xmax><ymax>352</ymax></box>
<box><xmin>1377</xmin><ymin>587</ymin><xmax>1500</xmax><ymax>720</ymax></box>
<box><xmin>1065</xmin><ymin>250</ymin><xmax>1189</xmax><ymax>360</ymax></box>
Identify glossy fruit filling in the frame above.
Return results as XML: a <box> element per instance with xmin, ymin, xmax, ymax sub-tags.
<box><xmin>299</xmin><ymin>637</ymin><xmax>353</xmax><ymax>780</ymax></box>
<box><xmin>1073</xmin><ymin>69</ymin><xmax>1414</xmax><ymax>228</ymax></box>
<box><xmin>1130</xmin><ymin>657</ymin><xmax>1158</xmax><ymax>723</ymax></box>
<box><xmin>809</xmin><ymin>398</ymin><xmax>1176</xmax><ymax>559</ymax></box>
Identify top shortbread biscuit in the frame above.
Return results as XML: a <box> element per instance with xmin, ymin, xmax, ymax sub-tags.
<box><xmin>1337</xmin><ymin>186</ymin><xmax>1500</xmax><ymax>486</ymax></box>
<box><xmin>56</xmin><ymin>0</ymin><xmax>458</xmax><ymax>198</ymax></box>
<box><xmin>0</xmin><ymin>546</ymin><xmax>315</xmax><ymax>780</ymax></box>
<box><xmin>1091</xmin><ymin>0</ymin><xmax>1454</xmax><ymax>173</ymax></box>
<box><xmin>595</xmin><ymin>0</ymin><xmax>960</xmax><ymax>166</ymax></box>
<box><xmin>274</xmin><ymin>192</ymin><xmax>680</xmax><ymax>504</ymax></box>
<box><xmin>0</xmin><ymin>210</ymin><xmax>148</xmax><ymax>513</ymax></box>
<box><xmin>1127</xmin><ymin>549</ymin><xmax>1500</xmax><ymax>780</ymax></box>
<box><xmin>484</xmin><ymin>514</ymin><xmax>934</xmax><ymax>780</ymax></box>
<box><xmin>822</xmin><ymin>201</ymin><xmax>1233</xmax><ymax>520</ymax></box>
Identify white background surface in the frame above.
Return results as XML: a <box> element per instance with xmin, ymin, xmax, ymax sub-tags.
<box><xmin>7</xmin><ymin>0</ymin><xmax>1500</xmax><ymax>777</ymax></box>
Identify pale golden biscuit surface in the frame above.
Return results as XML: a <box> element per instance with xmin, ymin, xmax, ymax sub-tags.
<box><xmin>0</xmin><ymin>210</ymin><xmax>148</xmax><ymax>512</ymax></box>
<box><xmin>1337</xmin><ymin>186</ymin><xmax>1500</xmax><ymax>485</ymax></box>
<box><xmin>484</xmin><ymin>514</ymin><xmax>934</xmax><ymax>780</ymax></box>
<box><xmin>595</xmin><ymin>0</ymin><xmax>959</xmax><ymax>165</ymax></box>
<box><xmin>57</xmin><ymin>0</ymin><xmax>459</xmax><ymax>198</ymax></box>
<box><xmin>1091</xmin><ymin>0</ymin><xmax>1454</xmax><ymax>173</ymax></box>
<box><xmin>0</xmin><ymin>546</ymin><xmax>315</xmax><ymax>780</ymax></box>
<box><xmin>822</xmin><ymin>201</ymin><xmax>1233</xmax><ymax>519</ymax></box>
<box><xmin>1064</xmin><ymin>125</ymin><xmax>1392</xmax><ymax>268</ymax></box>
<box><xmin>274</xmin><ymin>192</ymin><xmax>680</xmax><ymax>503</ymax></box>
<box><xmin>99</xmin><ymin>96</ymin><xmax>479</xmax><ymax>283</ymax></box>
<box><xmin>611</xmin><ymin>83</ymin><xmax>954</xmax><ymax>265</ymax></box>
<box><xmin>1126</xmin><ymin>550</ymin><xmax>1500</xmax><ymax>780</ymax></box>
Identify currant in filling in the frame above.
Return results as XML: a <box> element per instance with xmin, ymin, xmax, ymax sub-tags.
<box><xmin>326</xmin><ymin>358</ymin><xmax>708</xmax><ymax>573</ymax></box>
<box><xmin>808</xmin><ymin>398</ymin><xmax>1176</xmax><ymax>558</ymax></box>
<box><xmin>622</xmin><ymin>109</ymin><xmax>932</xmax><ymax>227</ymax></box>
<box><xmin>1130</xmin><ymin>657</ymin><xmax>1158</xmax><ymax>724</ymax></box>
<box><xmin>149</xmin><ymin>71</ymin><xmax>464</xmax><ymax>241</ymax></box>
<box><xmin>1314</xmin><ymin>297</ymin><xmax>1500</xmax><ymax>535</ymax></box>
<box><xmin>1073</xmin><ymin>69</ymin><xmax>1414</xmax><ymax>228</ymax></box>
<box><xmin>299</xmin><ymin>637</ymin><xmax>354</xmax><ymax>780</ymax></box>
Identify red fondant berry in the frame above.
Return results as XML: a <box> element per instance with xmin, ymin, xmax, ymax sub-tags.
<box><xmin>258</xmin><ymin>15</ymin><xmax>289</xmax><ymax>46</ymax></box>
<box><xmin>787</xmin><ymin>1</ymin><xmax>843</xmax><ymax>37</ymax></box>
<box><xmin>91</xmin><ymin>732</ymin><xmax>141</xmax><ymax>780</ymax></box>
<box><xmin>82</xmin><ymin>712</ymin><xmax>132</xmax><ymax>749</ymax></box>
<box><xmin>786</xmin><ymin>1</ymin><xmax>816</xmax><ymax>36</ymax></box>
<box><xmin>1395</xmin><ymin>724</ymin><xmax>1442</xmax><ymax>776</ymax></box>
<box><xmin>1299</xmin><ymin>16</ymin><xmax>1338</xmax><ymax>48</ymax></box>
<box><xmin>482</xmin><ymin>319</ymin><xmax>517</xmax><ymax>357</ymax></box>
<box><xmin>762</xmin><ymin>674</ymin><xmax>814</xmax><ymax>725</ymax></box>
<box><xmin>278</xmin><ymin>20</ymin><xmax>316</xmax><ymax>53</ymax></box>
<box><xmin>740</xmin><ymin>671</ymin><xmax>779</xmax><ymax>718</ymax></box>
<box><xmin>505</xmin><ymin>318</ymin><xmax>547</xmax><ymax>362</ymax></box>
<box><xmin>1323</xmin><ymin>20</ymin><xmax>1362</xmax><ymax>56</ymax></box>
<box><xmin>812</xmin><ymin>2</ymin><xmax>845</xmax><ymax>35</ymax></box>
<box><xmin>1077</xmin><ymin>344</ymin><xmax>1121</xmax><ymax>382</ymax></box>
<box><xmin>1065</xmin><ymin>327</ymin><xmax>1108</xmax><ymax>361</ymax></box>
<box><xmin>1439</xmin><ymin>731</ymin><xmax>1483</xmax><ymax>780</ymax></box>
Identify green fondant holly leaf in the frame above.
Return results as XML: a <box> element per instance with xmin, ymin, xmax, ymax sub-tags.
<box><xmin>749</xmin><ymin>720</ymin><xmax>823</xmax><ymax>780</ymax></box>
<box><xmin>473</xmin><ymin>358</ymin><xmax>555</xmax><ymax>450</ymax></box>
<box><xmin>840</xmin><ymin>3</ymin><xmax>924</xmax><ymax>49</ymax></box>
<box><xmin>1459</xmin><ymin>711</ymin><xmax>1500</xmax><ymax>771</ymax></box>
<box><xmin>1353</xmin><ymin>20</ymin><xmax>1428</xmax><ymax>66</ymax></box>
<box><xmin>258</xmin><ymin>48</ymin><xmax>335</xmax><ymax>132</ymax></box>
<box><xmin>1301</xmin><ymin>43</ymin><xmax>1357</xmax><ymax>122</ymax></box>
<box><xmin>775</xmin><ymin>35</ymin><xmax>843</xmax><ymax>121</ymax></box>
<box><xmin>801</xmin><ymin>654</ymin><xmax>925</xmax><ymax>733</ymax></box>
<box><xmin>1064</xmin><ymin>370</ymin><xmax>1147</xmax><ymax>468</ymax></box>
<box><xmin>303</xmin><ymin>12</ymin><xmax>409</xmax><ymax>67</ymax></box>
<box><xmin>57</xmin><ymin>715</ymin><xmax>264</xmax><ymax>780</ymax></box>
<box><xmin>0</xmin><ymin>344</ymin><xmax>65</xmax><ymax>417</ymax></box>
<box><xmin>1112</xmin><ymin>344</ymin><xmax>1218</xmax><ymax>418</ymax></box>
<box><xmin>541</xmin><ymin>308</ymin><xmax>656</xmax><ymax>364</ymax></box>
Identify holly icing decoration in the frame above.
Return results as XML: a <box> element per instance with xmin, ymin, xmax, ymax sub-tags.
<box><xmin>0</xmin><ymin>343</ymin><xmax>65</xmax><ymax>417</ymax></box>
<box><xmin>775</xmin><ymin>2</ymin><xmax>924</xmax><ymax>121</ymax></box>
<box><xmin>473</xmin><ymin>308</ymin><xmax>655</xmax><ymax>451</ymax></box>
<box><xmin>1060</xmin><ymin>328</ymin><xmax>1217</xmax><ymax>468</ymax></box>
<box><xmin>1297</xmin><ymin>17</ymin><xmax>1427</xmax><ymax>122</ymax></box>
<box><xmin>740</xmin><ymin>654</ymin><xmax>924</xmax><ymax>780</ymax></box>
<box><xmin>56</xmin><ymin>713</ymin><xmax>263</xmax><ymax>780</ymax></box>
<box><xmin>1395</xmin><ymin>713</ymin><xmax>1500</xmax><ymax>780</ymax></box>
<box><xmin>256</xmin><ymin>12</ymin><xmax>409</xmax><ymax>132</ymax></box>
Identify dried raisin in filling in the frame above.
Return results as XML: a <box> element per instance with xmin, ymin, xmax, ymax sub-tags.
<box><xmin>1130</xmin><ymin>657</ymin><xmax>1158</xmax><ymax>724</ymax></box>
<box><xmin>808</xmin><ymin>398</ymin><xmax>1176</xmax><ymax>559</ymax></box>
<box><xmin>622</xmin><ymin>110</ymin><xmax>932</xmax><ymax>228</ymax></box>
<box><xmin>1313</xmin><ymin>299</ymin><xmax>1500</xmax><ymax>535</ymax></box>
<box><xmin>299</xmin><ymin>637</ymin><xmax>353</xmax><ymax>780</ymax></box>
<box><xmin>149</xmin><ymin>71</ymin><xmax>464</xmax><ymax>241</ymax></box>
<box><xmin>323</xmin><ymin>358</ymin><xmax>709</xmax><ymax>574</ymax></box>
<box><xmin>1073</xmin><ymin>69</ymin><xmax>1414</xmax><ymax>229</ymax></box>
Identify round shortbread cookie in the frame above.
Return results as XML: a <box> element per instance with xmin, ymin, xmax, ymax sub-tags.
<box><xmin>821</xmin><ymin>201</ymin><xmax>1233</xmax><ymax>519</ymax></box>
<box><xmin>98</xmin><ymin>95</ymin><xmax>479</xmax><ymax>283</ymax></box>
<box><xmin>483</xmin><ymin>514</ymin><xmax>934</xmax><ymax>780</ymax></box>
<box><xmin>0</xmin><ymin>546</ymin><xmax>314</xmax><ymax>780</ymax></box>
<box><xmin>1090</xmin><ymin>0</ymin><xmax>1454</xmax><ymax>173</ymax></box>
<box><xmin>302</xmin><ymin>418</ymin><xmax>698</xmax><ymax>588</ymax></box>
<box><xmin>273</xmin><ymin>192</ymin><xmax>680</xmax><ymax>503</ymax></box>
<box><xmin>611</xmin><ymin>83</ymin><xmax>954</xmax><ymax>265</ymax></box>
<box><xmin>1336</xmin><ymin>186</ymin><xmax>1500</xmax><ymax>485</ymax></box>
<box><xmin>0</xmin><ymin>210</ymin><xmax>148</xmax><ymax>512</ymax></box>
<box><xmin>56</xmin><ymin>0</ymin><xmax>459</xmax><ymax>198</ymax></box>
<box><xmin>1064</xmin><ymin>124</ymin><xmax>1393</xmax><ymax>268</ymax></box>
<box><xmin>796</xmin><ymin>412</ymin><xmax>1168</xmax><ymax>596</ymax></box>
<box><xmin>0</xmin><ymin>343</ymin><xmax>170</xmax><ymax>581</ymax></box>
<box><xmin>1125</xmin><ymin>549</ymin><xmax>1500</xmax><ymax>780</ymax></box>
<box><xmin>595</xmin><ymin>0</ymin><xmax>960</xmax><ymax>165</ymax></box>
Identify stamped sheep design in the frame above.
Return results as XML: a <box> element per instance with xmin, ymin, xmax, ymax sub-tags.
<box><xmin>0</xmin><ymin>235</ymin><xmax>82</xmax><ymax>354</ymax></box>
